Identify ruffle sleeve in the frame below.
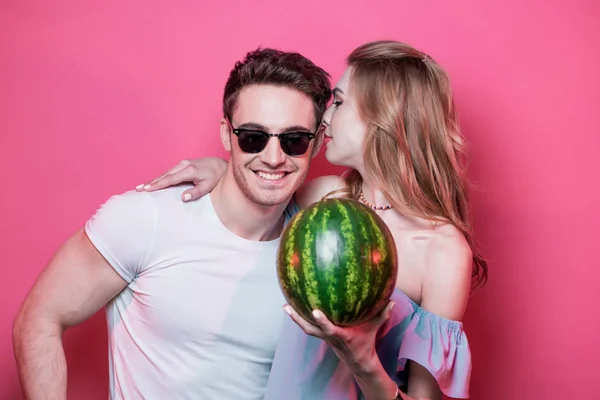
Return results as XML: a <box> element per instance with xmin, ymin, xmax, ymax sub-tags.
<box><xmin>397</xmin><ymin>307</ymin><xmax>471</xmax><ymax>398</ymax></box>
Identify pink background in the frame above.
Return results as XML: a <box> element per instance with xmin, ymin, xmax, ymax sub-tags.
<box><xmin>1</xmin><ymin>0</ymin><xmax>599</xmax><ymax>399</ymax></box>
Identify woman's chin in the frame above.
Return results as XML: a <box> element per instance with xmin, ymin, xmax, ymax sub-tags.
<box><xmin>325</xmin><ymin>147</ymin><xmax>354</xmax><ymax>169</ymax></box>
<box><xmin>324</xmin><ymin>146</ymin><xmax>336</xmax><ymax>164</ymax></box>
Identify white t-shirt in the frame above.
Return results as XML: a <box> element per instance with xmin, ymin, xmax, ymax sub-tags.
<box><xmin>84</xmin><ymin>186</ymin><xmax>297</xmax><ymax>400</ymax></box>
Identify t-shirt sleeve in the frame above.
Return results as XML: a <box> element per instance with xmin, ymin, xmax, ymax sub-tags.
<box><xmin>84</xmin><ymin>190</ymin><xmax>157</xmax><ymax>283</ymax></box>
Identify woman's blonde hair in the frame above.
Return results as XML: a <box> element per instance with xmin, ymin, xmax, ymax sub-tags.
<box><xmin>338</xmin><ymin>40</ymin><xmax>487</xmax><ymax>290</ymax></box>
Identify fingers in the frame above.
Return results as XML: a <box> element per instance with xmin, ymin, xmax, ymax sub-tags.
<box><xmin>180</xmin><ymin>181</ymin><xmax>212</xmax><ymax>202</ymax></box>
<box><xmin>373</xmin><ymin>300</ymin><xmax>395</xmax><ymax>327</ymax></box>
<box><xmin>142</xmin><ymin>164</ymin><xmax>200</xmax><ymax>193</ymax></box>
<box><xmin>283</xmin><ymin>305</ymin><xmax>323</xmax><ymax>338</ymax></box>
<box><xmin>136</xmin><ymin>160</ymin><xmax>191</xmax><ymax>192</ymax></box>
<box><xmin>311</xmin><ymin>310</ymin><xmax>348</xmax><ymax>350</ymax></box>
<box><xmin>311</xmin><ymin>310</ymin><xmax>338</xmax><ymax>337</ymax></box>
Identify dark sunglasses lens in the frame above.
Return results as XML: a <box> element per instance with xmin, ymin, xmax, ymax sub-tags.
<box><xmin>237</xmin><ymin>131</ymin><xmax>268</xmax><ymax>153</ymax></box>
<box><xmin>281</xmin><ymin>133</ymin><xmax>311</xmax><ymax>156</ymax></box>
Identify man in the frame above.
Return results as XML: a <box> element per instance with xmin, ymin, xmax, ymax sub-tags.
<box><xmin>13</xmin><ymin>48</ymin><xmax>331</xmax><ymax>399</ymax></box>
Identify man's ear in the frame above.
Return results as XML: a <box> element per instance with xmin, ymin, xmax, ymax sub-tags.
<box><xmin>220</xmin><ymin>118</ymin><xmax>232</xmax><ymax>152</ymax></box>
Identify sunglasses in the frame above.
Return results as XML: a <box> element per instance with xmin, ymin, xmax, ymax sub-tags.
<box><xmin>227</xmin><ymin>119</ymin><xmax>317</xmax><ymax>156</ymax></box>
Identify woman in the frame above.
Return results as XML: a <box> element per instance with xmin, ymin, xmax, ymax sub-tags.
<box><xmin>139</xmin><ymin>40</ymin><xmax>487</xmax><ymax>399</ymax></box>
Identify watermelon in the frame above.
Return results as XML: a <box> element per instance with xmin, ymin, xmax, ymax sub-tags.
<box><xmin>277</xmin><ymin>197</ymin><xmax>398</xmax><ymax>327</ymax></box>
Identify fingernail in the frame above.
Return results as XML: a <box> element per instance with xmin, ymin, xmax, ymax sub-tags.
<box><xmin>183</xmin><ymin>193</ymin><xmax>192</xmax><ymax>201</ymax></box>
<box><xmin>283</xmin><ymin>305</ymin><xmax>292</xmax><ymax>315</ymax></box>
<box><xmin>136</xmin><ymin>184</ymin><xmax>144</xmax><ymax>190</ymax></box>
<box><xmin>312</xmin><ymin>310</ymin><xmax>321</xmax><ymax>320</ymax></box>
<box><xmin>143</xmin><ymin>184</ymin><xmax>151</xmax><ymax>190</ymax></box>
<box><xmin>390</xmin><ymin>301</ymin><xmax>395</xmax><ymax>310</ymax></box>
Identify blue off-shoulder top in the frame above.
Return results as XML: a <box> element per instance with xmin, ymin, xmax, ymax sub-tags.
<box><xmin>263</xmin><ymin>288</ymin><xmax>472</xmax><ymax>399</ymax></box>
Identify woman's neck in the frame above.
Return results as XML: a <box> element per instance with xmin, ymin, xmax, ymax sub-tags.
<box><xmin>360</xmin><ymin>179</ymin><xmax>392</xmax><ymax>209</ymax></box>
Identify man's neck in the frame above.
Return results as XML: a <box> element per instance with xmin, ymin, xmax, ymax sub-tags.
<box><xmin>210</xmin><ymin>169</ymin><xmax>289</xmax><ymax>242</ymax></box>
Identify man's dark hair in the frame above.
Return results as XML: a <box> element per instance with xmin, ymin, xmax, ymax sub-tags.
<box><xmin>223</xmin><ymin>48</ymin><xmax>332</xmax><ymax>127</ymax></box>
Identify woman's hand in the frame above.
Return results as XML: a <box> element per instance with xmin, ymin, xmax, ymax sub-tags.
<box><xmin>283</xmin><ymin>301</ymin><xmax>395</xmax><ymax>375</ymax></box>
<box><xmin>136</xmin><ymin>157</ymin><xmax>227</xmax><ymax>201</ymax></box>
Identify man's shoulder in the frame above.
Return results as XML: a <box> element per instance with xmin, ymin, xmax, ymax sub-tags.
<box><xmin>91</xmin><ymin>188</ymin><xmax>153</xmax><ymax>219</ymax></box>
<box><xmin>143</xmin><ymin>184</ymin><xmax>196</xmax><ymax>208</ymax></box>
<box><xmin>90</xmin><ymin>184</ymin><xmax>201</xmax><ymax>223</ymax></box>
<box><xmin>137</xmin><ymin>184</ymin><xmax>217</xmax><ymax>230</ymax></box>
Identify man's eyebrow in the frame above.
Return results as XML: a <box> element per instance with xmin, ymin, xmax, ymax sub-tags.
<box><xmin>237</xmin><ymin>122</ymin><xmax>269</xmax><ymax>131</ymax></box>
<box><xmin>281</xmin><ymin>125</ymin><xmax>313</xmax><ymax>133</ymax></box>
<box><xmin>236</xmin><ymin>122</ymin><xmax>313</xmax><ymax>133</ymax></box>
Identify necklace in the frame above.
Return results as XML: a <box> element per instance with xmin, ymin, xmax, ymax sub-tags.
<box><xmin>359</xmin><ymin>192</ymin><xmax>392</xmax><ymax>210</ymax></box>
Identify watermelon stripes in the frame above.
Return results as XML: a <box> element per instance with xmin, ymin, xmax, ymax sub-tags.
<box><xmin>277</xmin><ymin>198</ymin><xmax>398</xmax><ymax>327</ymax></box>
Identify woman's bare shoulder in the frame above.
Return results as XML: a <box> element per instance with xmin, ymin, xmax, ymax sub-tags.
<box><xmin>419</xmin><ymin>223</ymin><xmax>473</xmax><ymax>321</ymax></box>
<box><xmin>295</xmin><ymin>175</ymin><xmax>347</xmax><ymax>209</ymax></box>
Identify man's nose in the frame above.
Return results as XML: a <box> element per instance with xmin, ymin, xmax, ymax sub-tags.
<box><xmin>259</xmin><ymin>136</ymin><xmax>286</xmax><ymax>167</ymax></box>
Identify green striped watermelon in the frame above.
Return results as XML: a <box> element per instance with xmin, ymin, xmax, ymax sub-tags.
<box><xmin>277</xmin><ymin>198</ymin><xmax>398</xmax><ymax>327</ymax></box>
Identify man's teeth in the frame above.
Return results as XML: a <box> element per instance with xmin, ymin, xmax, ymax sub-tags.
<box><xmin>256</xmin><ymin>171</ymin><xmax>286</xmax><ymax>180</ymax></box>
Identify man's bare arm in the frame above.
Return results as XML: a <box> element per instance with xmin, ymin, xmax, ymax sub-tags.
<box><xmin>13</xmin><ymin>228</ymin><xmax>128</xmax><ymax>400</ymax></box>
